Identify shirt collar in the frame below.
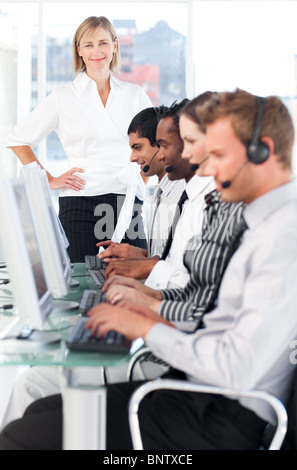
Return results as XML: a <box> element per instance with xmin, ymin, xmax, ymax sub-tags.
<box><xmin>110</xmin><ymin>74</ymin><xmax>126</xmax><ymax>89</ymax></box>
<box><xmin>73</xmin><ymin>71</ymin><xmax>124</xmax><ymax>94</ymax></box>
<box><xmin>244</xmin><ymin>181</ymin><xmax>297</xmax><ymax>229</ymax></box>
<box><xmin>73</xmin><ymin>71</ymin><xmax>95</xmax><ymax>94</ymax></box>
<box><xmin>186</xmin><ymin>174</ymin><xmax>215</xmax><ymax>201</ymax></box>
<box><xmin>158</xmin><ymin>174</ymin><xmax>180</xmax><ymax>196</ymax></box>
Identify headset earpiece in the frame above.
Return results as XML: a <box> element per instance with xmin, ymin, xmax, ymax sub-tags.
<box><xmin>247</xmin><ymin>97</ymin><xmax>270</xmax><ymax>164</ymax></box>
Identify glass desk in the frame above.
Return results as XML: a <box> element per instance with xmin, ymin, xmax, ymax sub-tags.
<box><xmin>0</xmin><ymin>263</ymin><xmax>137</xmax><ymax>450</ymax></box>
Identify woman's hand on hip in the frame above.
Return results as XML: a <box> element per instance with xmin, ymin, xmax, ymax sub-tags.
<box><xmin>48</xmin><ymin>167</ymin><xmax>85</xmax><ymax>191</ymax></box>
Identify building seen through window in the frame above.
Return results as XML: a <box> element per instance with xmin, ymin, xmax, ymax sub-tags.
<box><xmin>2</xmin><ymin>1</ymin><xmax>297</xmax><ymax>178</ymax></box>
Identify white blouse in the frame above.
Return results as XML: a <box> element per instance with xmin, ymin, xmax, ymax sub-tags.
<box><xmin>7</xmin><ymin>72</ymin><xmax>152</xmax><ymax>199</ymax></box>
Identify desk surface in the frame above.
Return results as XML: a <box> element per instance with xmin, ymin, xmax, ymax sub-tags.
<box><xmin>0</xmin><ymin>263</ymin><xmax>136</xmax><ymax>368</ymax></box>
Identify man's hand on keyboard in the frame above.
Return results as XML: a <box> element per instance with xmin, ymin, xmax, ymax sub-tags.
<box><xmin>96</xmin><ymin>240</ymin><xmax>147</xmax><ymax>262</ymax></box>
<box><xmin>86</xmin><ymin>301</ymin><xmax>174</xmax><ymax>341</ymax></box>
<box><xmin>104</xmin><ymin>257</ymin><xmax>159</xmax><ymax>280</ymax></box>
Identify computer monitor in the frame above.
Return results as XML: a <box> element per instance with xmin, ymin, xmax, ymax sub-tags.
<box><xmin>0</xmin><ymin>177</ymin><xmax>53</xmax><ymax>330</ymax></box>
<box><xmin>20</xmin><ymin>164</ymin><xmax>79</xmax><ymax>307</ymax></box>
<box><xmin>56</xmin><ymin>210</ymin><xmax>70</xmax><ymax>250</ymax></box>
<box><xmin>20</xmin><ymin>165</ymin><xmax>69</xmax><ymax>298</ymax></box>
<box><xmin>37</xmin><ymin>169</ymin><xmax>77</xmax><ymax>287</ymax></box>
<box><xmin>32</xmin><ymin>166</ymin><xmax>79</xmax><ymax>289</ymax></box>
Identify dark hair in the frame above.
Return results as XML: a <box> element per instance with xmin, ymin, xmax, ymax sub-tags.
<box><xmin>128</xmin><ymin>105</ymin><xmax>169</xmax><ymax>146</ymax></box>
<box><xmin>161</xmin><ymin>99</ymin><xmax>189</xmax><ymax>134</ymax></box>
<box><xmin>181</xmin><ymin>91</ymin><xmax>216</xmax><ymax>133</ymax></box>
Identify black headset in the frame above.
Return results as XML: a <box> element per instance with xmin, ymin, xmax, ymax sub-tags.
<box><xmin>247</xmin><ymin>96</ymin><xmax>270</xmax><ymax>164</ymax></box>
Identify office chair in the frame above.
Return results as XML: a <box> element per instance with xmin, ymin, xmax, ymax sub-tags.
<box><xmin>128</xmin><ymin>378</ymin><xmax>288</xmax><ymax>450</ymax></box>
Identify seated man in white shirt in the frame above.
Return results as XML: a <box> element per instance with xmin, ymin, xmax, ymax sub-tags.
<box><xmin>1</xmin><ymin>88</ymin><xmax>295</xmax><ymax>450</ymax></box>
<box><xmin>100</xmin><ymin>101</ymin><xmax>214</xmax><ymax>289</ymax></box>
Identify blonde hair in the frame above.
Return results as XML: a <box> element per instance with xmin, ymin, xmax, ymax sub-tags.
<box><xmin>196</xmin><ymin>89</ymin><xmax>294</xmax><ymax>169</ymax></box>
<box><xmin>73</xmin><ymin>16</ymin><xmax>121</xmax><ymax>74</ymax></box>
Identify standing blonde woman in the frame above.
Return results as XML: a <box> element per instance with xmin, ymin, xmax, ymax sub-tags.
<box><xmin>7</xmin><ymin>16</ymin><xmax>152</xmax><ymax>262</ymax></box>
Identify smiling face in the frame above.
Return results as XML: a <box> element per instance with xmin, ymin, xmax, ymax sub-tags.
<box><xmin>77</xmin><ymin>26</ymin><xmax>117</xmax><ymax>73</ymax></box>
<box><xmin>179</xmin><ymin>114</ymin><xmax>208</xmax><ymax>176</ymax></box>
<box><xmin>129</xmin><ymin>132</ymin><xmax>165</xmax><ymax>179</ymax></box>
<box><xmin>156</xmin><ymin>117</ymin><xmax>194</xmax><ymax>182</ymax></box>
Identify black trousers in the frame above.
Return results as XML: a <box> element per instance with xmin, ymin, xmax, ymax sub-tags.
<box><xmin>59</xmin><ymin>194</ymin><xmax>147</xmax><ymax>263</ymax></box>
<box><xmin>0</xmin><ymin>376</ymin><xmax>267</xmax><ymax>450</ymax></box>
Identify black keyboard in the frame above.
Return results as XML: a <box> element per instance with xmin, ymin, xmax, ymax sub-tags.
<box><xmin>79</xmin><ymin>289</ymin><xmax>106</xmax><ymax>315</ymax></box>
<box><xmin>85</xmin><ymin>255</ymin><xmax>107</xmax><ymax>270</ymax></box>
<box><xmin>87</xmin><ymin>268</ymin><xmax>105</xmax><ymax>287</ymax></box>
<box><xmin>66</xmin><ymin>317</ymin><xmax>131</xmax><ymax>353</ymax></box>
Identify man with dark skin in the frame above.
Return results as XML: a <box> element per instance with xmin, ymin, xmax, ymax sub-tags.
<box><xmin>102</xmin><ymin>107</ymin><xmax>196</xmax><ymax>281</ymax></box>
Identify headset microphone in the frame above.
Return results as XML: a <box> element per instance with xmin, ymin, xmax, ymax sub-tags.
<box><xmin>166</xmin><ymin>156</ymin><xmax>188</xmax><ymax>173</ymax></box>
<box><xmin>221</xmin><ymin>161</ymin><xmax>249</xmax><ymax>189</ymax></box>
<box><xmin>221</xmin><ymin>180</ymin><xmax>232</xmax><ymax>189</ymax></box>
<box><xmin>165</xmin><ymin>166</ymin><xmax>174</xmax><ymax>173</ymax></box>
<box><xmin>190</xmin><ymin>156</ymin><xmax>209</xmax><ymax>172</ymax></box>
<box><xmin>166</xmin><ymin>160</ymin><xmax>181</xmax><ymax>173</ymax></box>
<box><xmin>142</xmin><ymin>149</ymin><xmax>159</xmax><ymax>173</ymax></box>
<box><xmin>221</xmin><ymin>96</ymin><xmax>269</xmax><ymax>189</ymax></box>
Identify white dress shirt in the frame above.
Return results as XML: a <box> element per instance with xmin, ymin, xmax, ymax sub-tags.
<box><xmin>145</xmin><ymin>174</ymin><xmax>215</xmax><ymax>289</ymax></box>
<box><xmin>7</xmin><ymin>72</ymin><xmax>152</xmax><ymax>199</ymax></box>
<box><xmin>146</xmin><ymin>181</ymin><xmax>297</xmax><ymax>424</ymax></box>
<box><xmin>147</xmin><ymin>175</ymin><xmax>186</xmax><ymax>257</ymax></box>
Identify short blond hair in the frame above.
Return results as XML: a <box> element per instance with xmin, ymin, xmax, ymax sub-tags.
<box><xmin>73</xmin><ymin>16</ymin><xmax>121</xmax><ymax>74</ymax></box>
<box><xmin>196</xmin><ymin>89</ymin><xmax>294</xmax><ymax>169</ymax></box>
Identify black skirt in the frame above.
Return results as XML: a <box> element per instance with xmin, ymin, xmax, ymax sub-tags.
<box><xmin>59</xmin><ymin>193</ymin><xmax>147</xmax><ymax>263</ymax></box>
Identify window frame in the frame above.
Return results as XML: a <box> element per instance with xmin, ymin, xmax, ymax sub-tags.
<box><xmin>2</xmin><ymin>0</ymin><xmax>297</xmax><ymax>175</ymax></box>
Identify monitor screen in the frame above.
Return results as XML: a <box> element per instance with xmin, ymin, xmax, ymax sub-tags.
<box><xmin>20</xmin><ymin>164</ymin><xmax>70</xmax><ymax>298</ymax></box>
<box><xmin>0</xmin><ymin>177</ymin><xmax>53</xmax><ymax>330</ymax></box>
<box><xmin>13</xmin><ymin>182</ymin><xmax>48</xmax><ymax>301</ymax></box>
<box><xmin>38</xmin><ymin>169</ymin><xmax>72</xmax><ymax>288</ymax></box>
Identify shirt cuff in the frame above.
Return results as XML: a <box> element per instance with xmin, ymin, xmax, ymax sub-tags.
<box><xmin>144</xmin><ymin>260</ymin><xmax>175</xmax><ymax>289</ymax></box>
<box><xmin>145</xmin><ymin>260</ymin><xmax>190</xmax><ymax>290</ymax></box>
<box><xmin>145</xmin><ymin>322</ymin><xmax>186</xmax><ymax>363</ymax></box>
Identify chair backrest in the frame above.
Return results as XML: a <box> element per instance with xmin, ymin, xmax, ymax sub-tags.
<box><xmin>129</xmin><ymin>379</ymin><xmax>288</xmax><ymax>450</ymax></box>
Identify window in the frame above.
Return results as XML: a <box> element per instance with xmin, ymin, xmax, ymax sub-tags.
<box><xmin>0</xmin><ymin>1</ymin><xmax>188</xmax><ymax>178</ymax></box>
<box><xmin>0</xmin><ymin>3</ymin><xmax>38</xmax><ymax>177</ymax></box>
<box><xmin>41</xmin><ymin>2</ymin><xmax>187</xmax><ymax>175</ymax></box>
<box><xmin>1</xmin><ymin>0</ymin><xmax>297</xmax><ymax>178</ymax></box>
<box><xmin>193</xmin><ymin>1</ymin><xmax>297</xmax><ymax>97</ymax></box>
<box><xmin>192</xmin><ymin>0</ymin><xmax>297</xmax><ymax>173</ymax></box>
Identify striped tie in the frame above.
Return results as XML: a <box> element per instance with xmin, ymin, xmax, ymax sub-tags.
<box><xmin>160</xmin><ymin>189</ymin><xmax>188</xmax><ymax>260</ymax></box>
<box><xmin>148</xmin><ymin>186</ymin><xmax>163</xmax><ymax>254</ymax></box>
